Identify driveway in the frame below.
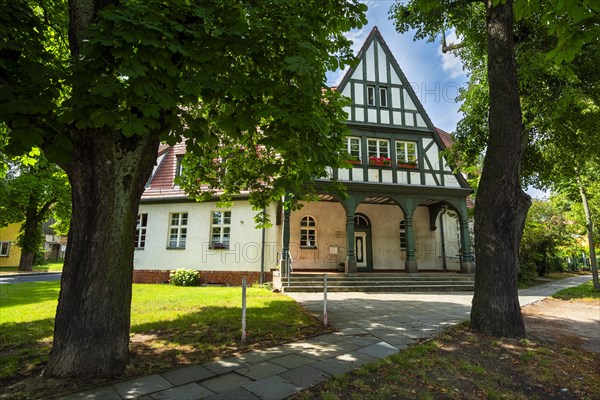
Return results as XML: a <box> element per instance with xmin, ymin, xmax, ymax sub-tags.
<box><xmin>0</xmin><ymin>272</ymin><xmax>62</xmax><ymax>284</ymax></box>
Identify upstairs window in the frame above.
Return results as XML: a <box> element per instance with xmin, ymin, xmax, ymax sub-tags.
<box><xmin>367</xmin><ymin>138</ymin><xmax>390</xmax><ymax>158</ymax></box>
<box><xmin>135</xmin><ymin>214</ymin><xmax>148</xmax><ymax>249</ymax></box>
<box><xmin>175</xmin><ymin>155</ymin><xmax>184</xmax><ymax>177</ymax></box>
<box><xmin>380</xmin><ymin>87</ymin><xmax>388</xmax><ymax>108</ymax></box>
<box><xmin>300</xmin><ymin>216</ymin><xmax>317</xmax><ymax>248</ymax></box>
<box><xmin>344</xmin><ymin>137</ymin><xmax>361</xmax><ymax>163</ymax></box>
<box><xmin>211</xmin><ymin>211</ymin><xmax>231</xmax><ymax>249</ymax></box>
<box><xmin>168</xmin><ymin>212</ymin><xmax>188</xmax><ymax>248</ymax></box>
<box><xmin>367</xmin><ymin>86</ymin><xmax>376</xmax><ymax>106</ymax></box>
<box><xmin>396</xmin><ymin>140</ymin><xmax>418</xmax><ymax>165</ymax></box>
<box><xmin>0</xmin><ymin>241</ymin><xmax>10</xmax><ymax>257</ymax></box>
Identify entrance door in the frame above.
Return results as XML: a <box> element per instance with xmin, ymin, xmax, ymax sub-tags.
<box><xmin>355</xmin><ymin>232</ymin><xmax>368</xmax><ymax>269</ymax></box>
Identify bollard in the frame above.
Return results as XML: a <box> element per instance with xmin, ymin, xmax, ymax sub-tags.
<box><xmin>241</xmin><ymin>277</ymin><xmax>247</xmax><ymax>343</ymax></box>
<box><xmin>323</xmin><ymin>274</ymin><xmax>328</xmax><ymax>327</ymax></box>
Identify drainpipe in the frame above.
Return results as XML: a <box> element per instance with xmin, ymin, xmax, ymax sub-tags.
<box><xmin>260</xmin><ymin>206</ymin><xmax>266</xmax><ymax>284</ymax></box>
<box><xmin>440</xmin><ymin>207</ymin><xmax>447</xmax><ymax>271</ymax></box>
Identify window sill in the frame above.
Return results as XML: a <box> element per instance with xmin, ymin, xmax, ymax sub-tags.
<box><xmin>300</xmin><ymin>246</ymin><xmax>318</xmax><ymax>249</ymax></box>
<box><xmin>209</xmin><ymin>247</ymin><xmax>230</xmax><ymax>250</ymax></box>
<box><xmin>135</xmin><ymin>247</ymin><xmax>145</xmax><ymax>251</ymax></box>
<box><xmin>166</xmin><ymin>247</ymin><xmax>186</xmax><ymax>250</ymax></box>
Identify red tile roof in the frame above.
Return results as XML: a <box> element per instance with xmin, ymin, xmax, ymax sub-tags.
<box><xmin>434</xmin><ymin>127</ymin><xmax>454</xmax><ymax>149</ymax></box>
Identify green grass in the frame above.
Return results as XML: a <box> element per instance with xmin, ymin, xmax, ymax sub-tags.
<box><xmin>0</xmin><ymin>262</ymin><xmax>64</xmax><ymax>273</ymax></box>
<box><xmin>553</xmin><ymin>280</ymin><xmax>600</xmax><ymax>300</ymax></box>
<box><xmin>295</xmin><ymin>325</ymin><xmax>600</xmax><ymax>400</ymax></box>
<box><xmin>0</xmin><ymin>282</ymin><xmax>326</xmax><ymax>384</ymax></box>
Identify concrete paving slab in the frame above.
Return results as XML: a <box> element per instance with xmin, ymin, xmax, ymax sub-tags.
<box><xmin>236</xmin><ymin>361</ymin><xmax>288</xmax><ymax>380</ymax></box>
<box><xmin>113</xmin><ymin>375</ymin><xmax>173</xmax><ymax>399</ymax></box>
<box><xmin>278</xmin><ymin>364</ymin><xmax>331</xmax><ymax>388</ymax></box>
<box><xmin>160</xmin><ymin>365</ymin><xmax>215</xmax><ymax>386</ymax></box>
<box><xmin>335</xmin><ymin>352</ymin><xmax>378</xmax><ymax>368</ymax></box>
<box><xmin>357</xmin><ymin>342</ymin><xmax>400</xmax><ymax>359</ymax></box>
<box><xmin>150</xmin><ymin>382</ymin><xmax>214</xmax><ymax>400</ymax></box>
<box><xmin>200</xmin><ymin>372</ymin><xmax>253</xmax><ymax>393</ymax></box>
<box><xmin>269</xmin><ymin>353</ymin><xmax>315</xmax><ymax>369</ymax></box>
<box><xmin>204</xmin><ymin>357</ymin><xmax>249</xmax><ymax>375</ymax></box>
<box><xmin>311</xmin><ymin>357</ymin><xmax>357</xmax><ymax>376</ymax></box>
<box><xmin>58</xmin><ymin>386</ymin><xmax>122</xmax><ymax>400</ymax></box>
<box><xmin>243</xmin><ymin>375</ymin><xmax>300</xmax><ymax>400</ymax></box>
<box><xmin>205</xmin><ymin>387</ymin><xmax>260</xmax><ymax>400</ymax></box>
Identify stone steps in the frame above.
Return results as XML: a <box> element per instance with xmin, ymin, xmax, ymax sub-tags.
<box><xmin>280</xmin><ymin>273</ymin><xmax>475</xmax><ymax>293</ymax></box>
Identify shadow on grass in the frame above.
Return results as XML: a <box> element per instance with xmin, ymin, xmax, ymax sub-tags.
<box><xmin>0</xmin><ymin>281</ymin><xmax>60</xmax><ymax>308</ymax></box>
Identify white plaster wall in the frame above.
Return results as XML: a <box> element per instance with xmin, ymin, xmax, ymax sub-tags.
<box><xmin>134</xmin><ymin>201</ymin><xmax>279</xmax><ymax>271</ymax></box>
<box><xmin>442</xmin><ymin>212</ymin><xmax>461</xmax><ymax>271</ymax></box>
<box><xmin>356</xmin><ymin>203</ymin><xmax>404</xmax><ymax>269</ymax></box>
<box><xmin>413</xmin><ymin>206</ymin><xmax>442</xmax><ymax>269</ymax></box>
<box><xmin>289</xmin><ymin>202</ymin><xmax>347</xmax><ymax>270</ymax></box>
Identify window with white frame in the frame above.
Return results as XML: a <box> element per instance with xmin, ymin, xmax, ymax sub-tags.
<box><xmin>0</xmin><ymin>241</ymin><xmax>10</xmax><ymax>257</ymax></box>
<box><xmin>175</xmin><ymin>155</ymin><xmax>183</xmax><ymax>177</ymax></box>
<box><xmin>211</xmin><ymin>211</ymin><xmax>231</xmax><ymax>249</ymax></box>
<box><xmin>135</xmin><ymin>214</ymin><xmax>148</xmax><ymax>249</ymax></box>
<box><xmin>300</xmin><ymin>216</ymin><xmax>317</xmax><ymax>248</ymax></box>
<box><xmin>344</xmin><ymin>137</ymin><xmax>361</xmax><ymax>162</ymax></box>
<box><xmin>380</xmin><ymin>87</ymin><xmax>388</xmax><ymax>107</ymax></box>
<box><xmin>367</xmin><ymin>85</ymin><xmax>375</xmax><ymax>106</ymax></box>
<box><xmin>168</xmin><ymin>212</ymin><xmax>187</xmax><ymax>248</ymax></box>
<box><xmin>395</xmin><ymin>140</ymin><xmax>418</xmax><ymax>164</ymax></box>
<box><xmin>367</xmin><ymin>138</ymin><xmax>390</xmax><ymax>158</ymax></box>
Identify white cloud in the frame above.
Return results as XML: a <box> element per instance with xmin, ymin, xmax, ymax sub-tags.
<box><xmin>438</xmin><ymin>30</ymin><xmax>465</xmax><ymax>79</ymax></box>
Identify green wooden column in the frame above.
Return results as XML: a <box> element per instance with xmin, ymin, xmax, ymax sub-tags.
<box><xmin>404</xmin><ymin>200</ymin><xmax>418</xmax><ymax>274</ymax></box>
<box><xmin>342</xmin><ymin>197</ymin><xmax>357</xmax><ymax>276</ymax></box>
<box><xmin>459</xmin><ymin>216</ymin><xmax>475</xmax><ymax>274</ymax></box>
<box><xmin>281</xmin><ymin>195</ymin><xmax>291</xmax><ymax>278</ymax></box>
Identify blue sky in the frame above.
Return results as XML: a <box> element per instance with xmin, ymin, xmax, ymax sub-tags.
<box><xmin>327</xmin><ymin>0</ymin><xmax>468</xmax><ymax>133</ymax></box>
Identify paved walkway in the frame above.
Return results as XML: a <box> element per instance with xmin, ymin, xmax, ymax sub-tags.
<box><xmin>60</xmin><ymin>275</ymin><xmax>591</xmax><ymax>400</ymax></box>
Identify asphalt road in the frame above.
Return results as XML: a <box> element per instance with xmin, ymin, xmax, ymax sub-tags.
<box><xmin>0</xmin><ymin>273</ymin><xmax>62</xmax><ymax>284</ymax></box>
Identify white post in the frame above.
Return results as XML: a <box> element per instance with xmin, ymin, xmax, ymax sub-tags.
<box><xmin>323</xmin><ymin>274</ymin><xmax>328</xmax><ymax>327</ymax></box>
<box><xmin>241</xmin><ymin>277</ymin><xmax>247</xmax><ymax>343</ymax></box>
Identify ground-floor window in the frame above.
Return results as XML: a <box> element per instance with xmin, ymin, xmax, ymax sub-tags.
<box><xmin>300</xmin><ymin>216</ymin><xmax>317</xmax><ymax>248</ymax></box>
<box><xmin>0</xmin><ymin>241</ymin><xmax>10</xmax><ymax>256</ymax></box>
<box><xmin>135</xmin><ymin>213</ymin><xmax>148</xmax><ymax>249</ymax></box>
<box><xmin>211</xmin><ymin>211</ymin><xmax>231</xmax><ymax>249</ymax></box>
<box><xmin>168</xmin><ymin>212</ymin><xmax>188</xmax><ymax>248</ymax></box>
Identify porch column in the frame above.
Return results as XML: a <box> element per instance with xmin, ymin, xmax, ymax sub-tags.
<box><xmin>404</xmin><ymin>215</ymin><xmax>418</xmax><ymax>274</ymax></box>
<box><xmin>459</xmin><ymin>216</ymin><xmax>475</xmax><ymax>274</ymax></box>
<box><xmin>280</xmin><ymin>196</ymin><xmax>291</xmax><ymax>278</ymax></box>
<box><xmin>342</xmin><ymin>197</ymin><xmax>357</xmax><ymax>276</ymax></box>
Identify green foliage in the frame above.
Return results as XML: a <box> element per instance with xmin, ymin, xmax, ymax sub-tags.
<box><xmin>519</xmin><ymin>199</ymin><xmax>574</xmax><ymax>282</ymax></box>
<box><xmin>169</xmin><ymin>268</ymin><xmax>201</xmax><ymax>287</ymax></box>
<box><xmin>0</xmin><ymin>153</ymin><xmax>71</xmax><ymax>258</ymax></box>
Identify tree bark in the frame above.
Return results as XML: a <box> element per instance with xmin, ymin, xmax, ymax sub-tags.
<box><xmin>577</xmin><ymin>177</ymin><xmax>599</xmax><ymax>290</ymax></box>
<box><xmin>470</xmin><ymin>0</ymin><xmax>530</xmax><ymax>338</ymax></box>
<box><xmin>44</xmin><ymin>129</ymin><xmax>159</xmax><ymax>377</ymax></box>
<box><xmin>18</xmin><ymin>195</ymin><xmax>40</xmax><ymax>272</ymax></box>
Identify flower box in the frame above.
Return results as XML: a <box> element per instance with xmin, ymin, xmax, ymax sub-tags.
<box><xmin>348</xmin><ymin>159</ymin><xmax>362</xmax><ymax>165</ymax></box>
<box><xmin>368</xmin><ymin>156</ymin><xmax>392</xmax><ymax>166</ymax></box>
<box><xmin>397</xmin><ymin>162</ymin><xmax>418</xmax><ymax>169</ymax></box>
<box><xmin>209</xmin><ymin>242</ymin><xmax>229</xmax><ymax>250</ymax></box>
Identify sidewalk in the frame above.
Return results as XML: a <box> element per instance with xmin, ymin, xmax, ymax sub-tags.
<box><xmin>60</xmin><ymin>275</ymin><xmax>592</xmax><ymax>400</ymax></box>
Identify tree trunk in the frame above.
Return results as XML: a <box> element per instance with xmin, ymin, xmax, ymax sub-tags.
<box><xmin>470</xmin><ymin>0</ymin><xmax>530</xmax><ymax>338</ymax></box>
<box><xmin>45</xmin><ymin>130</ymin><xmax>159</xmax><ymax>377</ymax></box>
<box><xmin>578</xmin><ymin>178</ymin><xmax>600</xmax><ymax>290</ymax></box>
<box><xmin>17</xmin><ymin>195</ymin><xmax>39</xmax><ymax>272</ymax></box>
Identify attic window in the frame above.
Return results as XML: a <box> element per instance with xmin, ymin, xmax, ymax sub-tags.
<box><xmin>380</xmin><ymin>87</ymin><xmax>388</xmax><ymax>107</ymax></box>
<box><xmin>367</xmin><ymin>86</ymin><xmax>375</xmax><ymax>106</ymax></box>
<box><xmin>175</xmin><ymin>155</ymin><xmax>183</xmax><ymax>177</ymax></box>
<box><xmin>0</xmin><ymin>241</ymin><xmax>10</xmax><ymax>256</ymax></box>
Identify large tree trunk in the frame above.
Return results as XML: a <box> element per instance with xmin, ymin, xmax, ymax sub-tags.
<box><xmin>45</xmin><ymin>130</ymin><xmax>159</xmax><ymax>377</ymax></box>
<box><xmin>470</xmin><ymin>0</ymin><xmax>531</xmax><ymax>337</ymax></box>
<box><xmin>578</xmin><ymin>178</ymin><xmax>600</xmax><ymax>290</ymax></box>
<box><xmin>18</xmin><ymin>195</ymin><xmax>39</xmax><ymax>272</ymax></box>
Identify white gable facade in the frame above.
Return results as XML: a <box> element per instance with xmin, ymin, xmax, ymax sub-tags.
<box><xmin>133</xmin><ymin>28</ymin><xmax>475</xmax><ymax>285</ymax></box>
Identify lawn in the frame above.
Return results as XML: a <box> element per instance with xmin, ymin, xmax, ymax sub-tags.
<box><xmin>0</xmin><ymin>281</ymin><xmax>330</xmax><ymax>398</ymax></box>
<box><xmin>0</xmin><ymin>262</ymin><xmax>64</xmax><ymax>274</ymax></box>
<box><xmin>295</xmin><ymin>324</ymin><xmax>600</xmax><ymax>400</ymax></box>
<box><xmin>553</xmin><ymin>280</ymin><xmax>600</xmax><ymax>300</ymax></box>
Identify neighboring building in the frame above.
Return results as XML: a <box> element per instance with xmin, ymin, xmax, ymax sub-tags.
<box><xmin>133</xmin><ymin>27</ymin><xmax>475</xmax><ymax>285</ymax></box>
<box><xmin>0</xmin><ymin>223</ymin><xmax>21</xmax><ymax>268</ymax></box>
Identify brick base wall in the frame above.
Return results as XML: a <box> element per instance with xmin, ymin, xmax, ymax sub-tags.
<box><xmin>132</xmin><ymin>269</ymin><xmax>273</xmax><ymax>286</ymax></box>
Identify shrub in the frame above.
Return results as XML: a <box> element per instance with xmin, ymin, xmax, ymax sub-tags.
<box><xmin>169</xmin><ymin>269</ymin><xmax>200</xmax><ymax>286</ymax></box>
